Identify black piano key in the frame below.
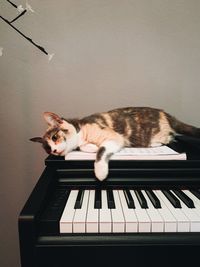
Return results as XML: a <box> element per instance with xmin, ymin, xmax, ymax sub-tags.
<box><xmin>172</xmin><ymin>189</ymin><xmax>195</xmax><ymax>208</ymax></box>
<box><xmin>74</xmin><ymin>189</ymin><xmax>85</xmax><ymax>209</ymax></box>
<box><xmin>40</xmin><ymin>189</ymin><xmax>70</xmax><ymax>234</ymax></box>
<box><xmin>123</xmin><ymin>189</ymin><xmax>135</xmax><ymax>209</ymax></box>
<box><xmin>190</xmin><ymin>189</ymin><xmax>200</xmax><ymax>200</ymax></box>
<box><xmin>94</xmin><ymin>189</ymin><xmax>102</xmax><ymax>209</ymax></box>
<box><xmin>145</xmin><ymin>189</ymin><xmax>161</xmax><ymax>209</ymax></box>
<box><xmin>107</xmin><ymin>189</ymin><xmax>115</xmax><ymax>209</ymax></box>
<box><xmin>162</xmin><ymin>190</ymin><xmax>181</xmax><ymax>208</ymax></box>
<box><xmin>134</xmin><ymin>190</ymin><xmax>148</xmax><ymax>209</ymax></box>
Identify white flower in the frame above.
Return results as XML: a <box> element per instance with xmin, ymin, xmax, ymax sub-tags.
<box><xmin>26</xmin><ymin>2</ymin><xmax>35</xmax><ymax>13</ymax></box>
<box><xmin>17</xmin><ymin>5</ymin><xmax>25</xmax><ymax>13</ymax></box>
<box><xmin>48</xmin><ymin>53</ymin><xmax>55</xmax><ymax>61</ymax></box>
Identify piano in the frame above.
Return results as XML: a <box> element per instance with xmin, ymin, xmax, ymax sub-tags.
<box><xmin>18</xmin><ymin>136</ymin><xmax>200</xmax><ymax>267</ymax></box>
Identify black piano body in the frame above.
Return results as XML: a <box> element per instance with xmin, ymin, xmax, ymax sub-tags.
<box><xmin>18</xmin><ymin>136</ymin><xmax>200</xmax><ymax>267</ymax></box>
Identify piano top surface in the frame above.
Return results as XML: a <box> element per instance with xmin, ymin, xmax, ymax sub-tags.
<box><xmin>45</xmin><ymin>135</ymin><xmax>200</xmax><ymax>168</ymax></box>
<box><xmin>40</xmin><ymin>135</ymin><xmax>200</xmax><ymax>187</ymax></box>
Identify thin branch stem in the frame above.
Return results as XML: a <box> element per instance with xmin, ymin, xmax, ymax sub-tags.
<box><xmin>10</xmin><ymin>10</ymin><xmax>27</xmax><ymax>23</ymax></box>
<box><xmin>6</xmin><ymin>0</ymin><xmax>18</xmax><ymax>9</ymax></box>
<box><xmin>0</xmin><ymin>15</ymin><xmax>48</xmax><ymax>55</ymax></box>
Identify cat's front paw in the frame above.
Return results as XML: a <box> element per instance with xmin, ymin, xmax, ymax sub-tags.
<box><xmin>94</xmin><ymin>160</ymin><xmax>108</xmax><ymax>181</ymax></box>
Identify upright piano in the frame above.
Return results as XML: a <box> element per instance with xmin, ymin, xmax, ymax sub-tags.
<box><xmin>19</xmin><ymin>136</ymin><xmax>200</xmax><ymax>267</ymax></box>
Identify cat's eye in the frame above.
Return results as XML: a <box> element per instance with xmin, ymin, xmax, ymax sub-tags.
<box><xmin>52</xmin><ymin>134</ymin><xmax>58</xmax><ymax>142</ymax></box>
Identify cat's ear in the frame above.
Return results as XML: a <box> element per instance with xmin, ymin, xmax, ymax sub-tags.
<box><xmin>30</xmin><ymin>137</ymin><xmax>43</xmax><ymax>143</ymax></box>
<box><xmin>43</xmin><ymin>112</ymin><xmax>63</xmax><ymax>126</ymax></box>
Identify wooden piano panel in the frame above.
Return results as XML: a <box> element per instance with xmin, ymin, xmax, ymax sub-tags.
<box><xmin>18</xmin><ymin>137</ymin><xmax>200</xmax><ymax>267</ymax></box>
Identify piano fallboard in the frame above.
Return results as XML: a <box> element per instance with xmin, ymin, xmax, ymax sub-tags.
<box><xmin>18</xmin><ymin>137</ymin><xmax>200</xmax><ymax>267</ymax></box>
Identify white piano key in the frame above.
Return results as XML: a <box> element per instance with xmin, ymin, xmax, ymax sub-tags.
<box><xmin>59</xmin><ymin>190</ymin><xmax>78</xmax><ymax>233</ymax></box>
<box><xmin>73</xmin><ymin>190</ymin><xmax>90</xmax><ymax>233</ymax></box>
<box><xmin>175</xmin><ymin>190</ymin><xmax>200</xmax><ymax>232</ymax></box>
<box><xmin>118</xmin><ymin>190</ymin><xmax>138</xmax><ymax>232</ymax></box>
<box><xmin>99</xmin><ymin>190</ymin><xmax>112</xmax><ymax>233</ymax></box>
<box><xmin>181</xmin><ymin>190</ymin><xmax>200</xmax><ymax>232</ymax></box>
<box><xmin>142</xmin><ymin>190</ymin><xmax>164</xmax><ymax>232</ymax></box>
<box><xmin>86</xmin><ymin>190</ymin><xmax>99</xmax><ymax>233</ymax></box>
<box><xmin>111</xmin><ymin>190</ymin><xmax>125</xmax><ymax>232</ymax></box>
<box><xmin>153</xmin><ymin>190</ymin><xmax>177</xmax><ymax>232</ymax></box>
<box><xmin>130</xmin><ymin>190</ymin><xmax>151</xmax><ymax>232</ymax></box>
<box><xmin>157</xmin><ymin>190</ymin><xmax>190</xmax><ymax>232</ymax></box>
<box><xmin>184</xmin><ymin>190</ymin><xmax>200</xmax><ymax>215</ymax></box>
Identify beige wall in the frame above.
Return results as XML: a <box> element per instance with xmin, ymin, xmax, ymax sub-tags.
<box><xmin>1</xmin><ymin>0</ymin><xmax>200</xmax><ymax>266</ymax></box>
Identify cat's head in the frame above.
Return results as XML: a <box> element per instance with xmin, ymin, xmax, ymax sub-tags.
<box><xmin>30</xmin><ymin>112</ymin><xmax>79</xmax><ymax>156</ymax></box>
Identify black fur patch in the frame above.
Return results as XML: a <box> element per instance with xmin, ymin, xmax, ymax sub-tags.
<box><xmin>125</xmin><ymin>107</ymin><xmax>160</xmax><ymax>147</ymax></box>
<box><xmin>81</xmin><ymin>114</ymin><xmax>108</xmax><ymax>129</ymax></box>
<box><xmin>42</xmin><ymin>140</ymin><xmax>51</xmax><ymax>154</ymax></box>
<box><xmin>96</xmin><ymin>147</ymin><xmax>106</xmax><ymax>162</ymax></box>
<box><xmin>65</xmin><ymin>118</ymin><xmax>81</xmax><ymax>132</ymax></box>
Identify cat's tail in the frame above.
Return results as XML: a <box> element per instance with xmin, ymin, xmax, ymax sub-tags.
<box><xmin>166</xmin><ymin>113</ymin><xmax>200</xmax><ymax>138</ymax></box>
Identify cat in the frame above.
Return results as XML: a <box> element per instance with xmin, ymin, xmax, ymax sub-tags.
<box><xmin>30</xmin><ymin>107</ymin><xmax>200</xmax><ymax>181</ymax></box>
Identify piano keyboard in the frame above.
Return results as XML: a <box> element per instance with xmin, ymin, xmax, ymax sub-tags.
<box><xmin>41</xmin><ymin>188</ymin><xmax>200</xmax><ymax>234</ymax></box>
<box><xmin>40</xmin><ymin>189</ymin><xmax>200</xmax><ymax>234</ymax></box>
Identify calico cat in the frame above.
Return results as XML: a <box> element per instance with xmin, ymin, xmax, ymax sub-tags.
<box><xmin>30</xmin><ymin>107</ymin><xmax>200</xmax><ymax>181</ymax></box>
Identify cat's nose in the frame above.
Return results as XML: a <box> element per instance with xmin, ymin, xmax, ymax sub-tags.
<box><xmin>53</xmin><ymin>149</ymin><xmax>57</xmax><ymax>153</ymax></box>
